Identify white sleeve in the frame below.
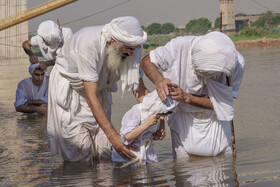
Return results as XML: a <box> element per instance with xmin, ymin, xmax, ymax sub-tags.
<box><xmin>231</xmin><ymin>51</ymin><xmax>246</xmax><ymax>98</ymax></box>
<box><xmin>149</xmin><ymin>40</ymin><xmax>175</xmax><ymax>71</ymax></box>
<box><xmin>30</xmin><ymin>35</ymin><xmax>42</xmax><ymax>47</ymax></box>
<box><xmin>62</xmin><ymin>27</ymin><xmax>73</xmax><ymax>43</ymax></box>
<box><xmin>14</xmin><ymin>80</ymin><xmax>28</xmax><ymax>108</ymax></box>
<box><xmin>75</xmin><ymin>35</ymin><xmax>100</xmax><ymax>82</ymax></box>
<box><xmin>119</xmin><ymin>107</ymin><xmax>141</xmax><ymax>145</ymax></box>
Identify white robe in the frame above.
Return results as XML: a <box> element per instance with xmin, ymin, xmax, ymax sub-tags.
<box><xmin>14</xmin><ymin>76</ymin><xmax>49</xmax><ymax>108</ymax></box>
<box><xmin>149</xmin><ymin>35</ymin><xmax>245</xmax><ymax>158</ymax></box>
<box><xmin>47</xmin><ymin>25</ymin><xmax>142</xmax><ymax>163</ymax></box>
<box><xmin>31</xmin><ymin>27</ymin><xmax>73</xmax><ymax>60</ymax></box>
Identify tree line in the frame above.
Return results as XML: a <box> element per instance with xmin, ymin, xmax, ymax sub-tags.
<box><xmin>143</xmin><ymin>11</ymin><xmax>280</xmax><ymax>37</ymax></box>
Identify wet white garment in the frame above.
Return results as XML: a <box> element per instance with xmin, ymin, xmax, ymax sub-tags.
<box><xmin>48</xmin><ymin>66</ymin><xmax>112</xmax><ymax>163</ymax></box>
<box><xmin>112</xmin><ymin>91</ymin><xmax>178</xmax><ymax>166</ymax></box>
<box><xmin>111</xmin><ymin>107</ymin><xmax>158</xmax><ymax>165</ymax></box>
<box><xmin>14</xmin><ymin>76</ymin><xmax>49</xmax><ymax>108</ymax></box>
<box><xmin>149</xmin><ymin>32</ymin><xmax>245</xmax><ymax>157</ymax></box>
<box><xmin>31</xmin><ymin>26</ymin><xmax>73</xmax><ymax>60</ymax></box>
<box><xmin>47</xmin><ymin>17</ymin><xmax>146</xmax><ymax>163</ymax></box>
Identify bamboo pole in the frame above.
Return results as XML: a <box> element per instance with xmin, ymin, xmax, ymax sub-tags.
<box><xmin>0</xmin><ymin>0</ymin><xmax>77</xmax><ymax>31</ymax></box>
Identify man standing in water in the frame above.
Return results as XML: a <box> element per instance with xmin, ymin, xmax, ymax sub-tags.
<box><xmin>14</xmin><ymin>63</ymin><xmax>49</xmax><ymax>115</ymax></box>
<box><xmin>22</xmin><ymin>20</ymin><xmax>73</xmax><ymax>70</ymax></box>
<box><xmin>48</xmin><ymin>16</ymin><xmax>148</xmax><ymax>163</ymax></box>
<box><xmin>141</xmin><ymin>31</ymin><xmax>245</xmax><ymax>159</ymax></box>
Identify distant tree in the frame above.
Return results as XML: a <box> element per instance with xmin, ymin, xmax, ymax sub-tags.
<box><xmin>268</xmin><ymin>14</ymin><xmax>280</xmax><ymax>27</ymax></box>
<box><xmin>147</xmin><ymin>23</ymin><xmax>161</xmax><ymax>35</ymax></box>
<box><xmin>142</xmin><ymin>26</ymin><xmax>147</xmax><ymax>33</ymax></box>
<box><xmin>161</xmin><ymin>23</ymin><xmax>175</xmax><ymax>34</ymax></box>
<box><xmin>239</xmin><ymin>27</ymin><xmax>268</xmax><ymax>37</ymax></box>
<box><xmin>185</xmin><ymin>18</ymin><xmax>211</xmax><ymax>34</ymax></box>
<box><xmin>214</xmin><ymin>17</ymin><xmax>220</xmax><ymax>29</ymax></box>
<box><xmin>252</xmin><ymin>11</ymin><xmax>273</xmax><ymax>28</ymax></box>
<box><xmin>235</xmin><ymin>13</ymin><xmax>247</xmax><ymax>17</ymax></box>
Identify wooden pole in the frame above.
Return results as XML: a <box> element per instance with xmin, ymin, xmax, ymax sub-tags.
<box><xmin>0</xmin><ymin>0</ymin><xmax>77</xmax><ymax>31</ymax></box>
<box><xmin>227</xmin><ymin>76</ymin><xmax>236</xmax><ymax>158</ymax></box>
<box><xmin>220</xmin><ymin>11</ymin><xmax>222</xmax><ymax>32</ymax></box>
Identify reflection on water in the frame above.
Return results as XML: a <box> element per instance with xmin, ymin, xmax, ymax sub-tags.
<box><xmin>1</xmin><ymin>48</ymin><xmax>280</xmax><ymax>186</ymax></box>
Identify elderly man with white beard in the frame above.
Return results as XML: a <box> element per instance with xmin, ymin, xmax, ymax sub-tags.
<box><xmin>141</xmin><ymin>31</ymin><xmax>245</xmax><ymax>159</ymax></box>
<box><xmin>47</xmin><ymin>16</ymin><xmax>148</xmax><ymax>163</ymax></box>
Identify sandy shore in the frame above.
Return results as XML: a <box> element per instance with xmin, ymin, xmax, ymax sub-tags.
<box><xmin>234</xmin><ymin>38</ymin><xmax>280</xmax><ymax>51</ymax></box>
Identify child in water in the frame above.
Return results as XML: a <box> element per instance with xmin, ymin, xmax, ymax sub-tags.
<box><xmin>112</xmin><ymin>90</ymin><xmax>177</xmax><ymax>168</ymax></box>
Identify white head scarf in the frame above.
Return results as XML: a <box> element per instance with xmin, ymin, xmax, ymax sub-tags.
<box><xmin>186</xmin><ymin>31</ymin><xmax>237</xmax><ymax>93</ymax></box>
<box><xmin>101</xmin><ymin>16</ymin><xmax>147</xmax><ymax>93</ymax></box>
<box><xmin>37</xmin><ymin>20</ymin><xmax>63</xmax><ymax>53</ymax></box>
<box><xmin>138</xmin><ymin>90</ymin><xmax>178</xmax><ymax>125</ymax></box>
<box><xmin>192</xmin><ymin>31</ymin><xmax>237</xmax><ymax>78</ymax></box>
<box><xmin>29</xmin><ymin>63</ymin><xmax>40</xmax><ymax>75</ymax></box>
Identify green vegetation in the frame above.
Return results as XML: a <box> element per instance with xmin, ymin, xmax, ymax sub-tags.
<box><xmin>143</xmin><ymin>11</ymin><xmax>280</xmax><ymax>54</ymax></box>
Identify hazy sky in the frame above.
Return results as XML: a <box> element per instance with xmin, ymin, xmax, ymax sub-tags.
<box><xmin>27</xmin><ymin>0</ymin><xmax>280</xmax><ymax>33</ymax></box>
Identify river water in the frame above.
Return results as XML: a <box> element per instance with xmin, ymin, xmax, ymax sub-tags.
<box><xmin>0</xmin><ymin>48</ymin><xmax>280</xmax><ymax>186</ymax></box>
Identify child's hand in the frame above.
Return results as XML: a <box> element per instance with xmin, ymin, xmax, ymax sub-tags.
<box><xmin>153</xmin><ymin>129</ymin><xmax>166</xmax><ymax>141</ymax></box>
<box><xmin>146</xmin><ymin>114</ymin><xmax>158</xmax><ymax>126</ymax></box>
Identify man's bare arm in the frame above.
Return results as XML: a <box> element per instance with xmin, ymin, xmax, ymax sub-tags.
<box><xmin>16</xmin><ymin>102</ymin><xmax>48</xmax><ymax>115</ymax></box>
<box><xmin>22</xmin><ymin>40</ymin><xmax>38</xmax><ymax>63</ymax></box>
<box><xmin>169</xmin><ymin>83</ymin><xmax>213</xmax><ymax>110</ymax></box>
<box><xmin>141</xmin><ymin>55</ymin><xmax>170</xmax><ymax>100</ymax></box>
<box><xmin>83</xmin><ymin>81</ymin><xmax>136</xmax><ymax>160</ymax></box>
<box><xmin>133</xmin><ymin>78</ymin><xmax>149</xmax><ymax>103</ymax></box>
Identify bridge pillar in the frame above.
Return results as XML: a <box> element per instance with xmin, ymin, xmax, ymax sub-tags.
<box><xmin>0</xmin><ymin>0</ymin><xmax>28</xmax><ymax>59</ymax></box>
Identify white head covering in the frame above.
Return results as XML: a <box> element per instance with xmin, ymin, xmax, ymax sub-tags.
<box><xmin>37</xmin><ymin>20</ymin><xmax>63</xmax><ymax>53</ymax></box>
<box><xmin>191</xmin><ymin>31</ymin><xmax>237</xmax><ymax>78</ymax></box>
<box><xmin>184</xmin><ymin>31</ymin><xmax>237</xmax><ymax>121</ymax></box>
<box><xmin>29</xmin><ymin>63</ymin><xmax>40</xmax><ymax>75</ymax></box>
<box><xmin>101</xmin><ymin>16</ymin><xmax>147</xmax><ymax>46</ymax></box>
<box><xmin>138</xmin><ymin>90</ymin><xmax>178</xmax><ymax>124</ymax></box>
<box><xmin>101</xmin><ymin>16</ymin><xmax>147</xmax><ymax>94</ymax></box>
<box><xmin>186</xmin><ymin>31</ymin><xmax>237</xmax><ymax>94</ymax></box>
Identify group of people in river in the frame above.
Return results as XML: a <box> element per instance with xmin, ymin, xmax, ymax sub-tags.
<box><xmin>14</xmin><ymin>16</ymin><xmax>245</xmax><ymax>167</ymax></box>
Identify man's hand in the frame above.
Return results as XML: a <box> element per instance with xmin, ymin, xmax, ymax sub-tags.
<box><xmin>36</xmin><ymin>103</ymin><xmax>48</xmax><ymax>115</ymax></box>
<box><xmin>153</xmin><ymin>128</ymin><xmax>166</xmax><ymax>141</ymax></box>
<box><xmin>110</xmin><ymin>134</ymin><xmax>136</xmax><ymax>160</ymax></box>
<box><xmin>156</xmin><ymin>78</ymin><xmax>171</xmax><ymax>101</ymax></box>
<box><xmin>168</xmin><ymin>83</ymin><xmax>189</xmax><ymax>102</ymax></box>
<box><xmin>29</xmin><ymin>55</ymin><xmax>39</xmax><ymax>64</ymax></box>
<box><xmin>37</xmin><ymin>61</ymin><xmax>48</xmax><ymax>71</ymax></box>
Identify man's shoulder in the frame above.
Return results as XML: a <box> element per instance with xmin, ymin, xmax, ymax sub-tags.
<box><xmin>17</xmin><ymin>77</ymin><xmax>31</xmax><ymax>88</ymax></box>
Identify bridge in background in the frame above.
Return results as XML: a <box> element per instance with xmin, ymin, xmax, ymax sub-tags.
<box><xmin>0</xmin><ymin>0</ymin><xmax>77</xmax><ymax>31</ymax></box>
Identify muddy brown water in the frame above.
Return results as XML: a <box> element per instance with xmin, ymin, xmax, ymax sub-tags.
<box><xmin>1</xmin><ymin>48</ymin><xmax>280</xmax><ymax>186</ymax></box>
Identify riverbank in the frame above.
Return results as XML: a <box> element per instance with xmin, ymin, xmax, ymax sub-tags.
<box><xmin>234</xmin><ymin>38</ymin><xmax>280</xmax><ymax>51</ymax></box>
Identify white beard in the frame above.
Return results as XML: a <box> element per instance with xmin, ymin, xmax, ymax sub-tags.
<box><xmin>105</xmin><ymin>43</ymin><xmax>130</xmax><ymax>71</ymax></box>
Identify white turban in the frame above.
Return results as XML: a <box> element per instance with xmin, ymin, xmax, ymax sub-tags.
<box><xmin>191</xmin><ymin>31</ymin><xmax>237</xmax><ymax>78</ymax></box>
<box><xmin>29</xmin><ymin>63</ymin><xmax>40</xmax><ymax>75</ymax></box>
<box><xmin>186</xmin><ymin>31</ymin><xmax>237</xmax><ymax>93</ymax></box>
<box><xmin>100</xmin><ymin>16</ymin><xmax>147</xmax><ymax>94</ymax></box>
<box><xmin>101</xmin><ymin>16</ymin><xmax>147</xmax><ymax>46</ymax></box>
<box><xmin>37</xmin><ymin>20</ymin><xmax>63</xmax><ymax>53</ymax></box>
